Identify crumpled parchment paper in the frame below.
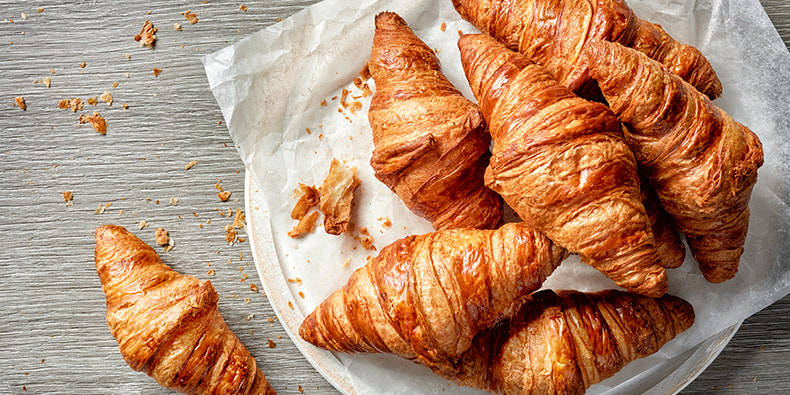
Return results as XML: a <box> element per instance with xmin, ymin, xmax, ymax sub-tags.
<box><xmin>203</xmin><ymin>0</ymin><xmax>790</xmax><ymax>393</ymax></box>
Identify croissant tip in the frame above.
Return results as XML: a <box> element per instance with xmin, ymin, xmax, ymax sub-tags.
<box><xmin>374</xmin><ymin>11</ymin><xmax>407</xmax><ymax>29</ymax></box>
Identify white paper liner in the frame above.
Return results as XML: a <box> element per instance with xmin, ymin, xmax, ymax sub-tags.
<box><xmin>204</xmin><ymin>0</ymin><xmax>790</xmax><ymax>393</ymax></box>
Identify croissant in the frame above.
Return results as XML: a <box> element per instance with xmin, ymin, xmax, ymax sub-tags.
<box><xmin>94</xmin><ymin>225</ymin><xmax>275</xmax><ymax>394</ymax></box>
<box><xmin>452</xmin><ymin>0</ymin><xmax>722</xmax><ymax>99</ymax></box>
<box><xmin>447</xmin><ymin>289</ymin><xmax>695</xmax><ymax>394</ymax></box>
<box><xmin>584</xmin><ymin>41</ymin><xmax>763</xmax><ymax>283</ymax></box>
<box><xmin>458</xmin><ymin>33</ymin><xmax>667</xmax><ymax>296</ymax></box>
<box><xmin>299</xmin><ymin>222</ymin><xmax>568</xmax><ymax>375</ymax></box>
<box><xmin>368</xmin><ymin>11</ymin><xmax>503</xmax><ymax>230</ymax></box>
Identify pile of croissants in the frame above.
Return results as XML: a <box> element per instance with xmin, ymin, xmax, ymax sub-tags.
<box><xmin>92</xmin><ymin>1</ymin><xmax>763</xmax><ymax>394</ymax></box>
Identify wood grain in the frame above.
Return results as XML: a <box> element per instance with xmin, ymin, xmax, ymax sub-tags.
<box><xmin>0</xmin><ymin>1</ymin><xmax>787</xmax><ymax>394</ymax></box>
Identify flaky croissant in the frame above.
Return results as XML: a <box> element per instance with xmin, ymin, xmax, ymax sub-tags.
<box><xmin>94</xmin><ymin>225</ymin><xmax>275</xmax><ymax>394</ymax></box>
<box><xmin>299</xmin><ymin>222</ymin><xmax>568</xmax><ymax>375</ymax></box>
<box><xmin>452</xmin><ymin>0</ymin><xmax>722</xmax><ymax>99</ymax></box>
<box><xmin>639</xmin><ymin>171</ymin><xmax>686</xmax><ymax>269</ymax></box>
<box><xmin>447</xmin><ymin>289</ymin><xmax>695</xmax><ymax>394</ymax></box>
<box><xmin>584</xmin><ymin>41</ymin><xmax>763</xmax><ymax>283</ymax></box>
<box><xmin>368</xmin><ymin>11</ymin><xmax>503</xmax><ymax>230</ymax></box>
<box><xmin>459</xmin><ymin>33</ymin><xmax>667</xmax><ymax>296</ymax></box>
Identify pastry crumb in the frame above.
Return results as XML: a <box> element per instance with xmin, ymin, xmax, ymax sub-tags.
<box><xmin>62</xmin><ymin>191</ymin><xmax>73</xmax><ymax>205</ymax></box>
<box><xmin>378</xmin><ymin>216</ymin><xmax>392</xmax><ymax>228</ymax></box>
<box><xmin>268</xmin><ymin>339</ymin><xmax>276</xmax><ymax>348</ymax></box>
<box><xmin>250</xmin><ymin>283</ymin><xmax>259</xmax><ymax>293</ymax></box>
<box><xmin>43</xmin><ymin>77</ymin><xmax>51</xmax><ymax>88</ymax></box>
<box><xmin>185</xmin><ymin>160</ymin><xmax>197</xmax><ymax>170</ymax></box>
<box><xmin>288</xmin><ymin>211</ymin><xmax>319</xmax><ymax>238</ymax></box>
<box><xmin>224</xmin><ymin>224</ymin><xmax>237</xmax><ymax>244</ymax></box>
<box><xmin>134</xmin><ymin>20</ymin><xmax>157</xmax><ymax>48</ymax></box>
<box><xmin>440</xmin><ymin>22</ymin><xmax>447</xmax><ymax>32</ymax></box>
<box><xmin>217</xmin><ymin>190</ymin><xmax>231</xmax><ymax>202</ymax></box>
<box><xmin>87</xmin><ymin>97</ymin><xmax>98</xmax><ymax>106</ymax></box>
<box><xmin>290</xmin><ymin>183</ymin><xmax>319</xmax><ymax>220</ymax></box>
<box><xmin>80</xmin><ymin>62</ymin><xmax>86</xmax><ymax>68</ymax></box>
<box><xmin>78</xmin><ymin>111</ymin><xmax>107</xmax><ymax>135</ymax></box>
<box><xmin>207</xmin><ymin>269</ymin><xmax>215</xmax><ymax>276</ymax></box>
<box><xmin>138</xmin><ymin>220</ymin><xmax>149</xmax><ymax>230</ymax></box>
<box><xmin>169</xmin><ymin>197</ymin><xmax>178</xmax><ymax>206</ymax></box>
<box><xmin>69</xmin><ymin>98</ymin><xmax>83</xmax><ymax>112</ymax></box>
<box><xmin>14</xmin><ymin>97</ymin><xmax>26</xmax><ymax>110</ymax></box>
<box><xmin>239</xmin><ymin>4</ymin><xmax>248</xmax><ymax>11</ymax></box>
<box><xmin>155</xmin><ymin>228</ymin><xmax>169</xmax><ymax>245</ymax></box>
<box><xmin>58</xmin><ymin>99</ymin><xmax>69</xmax><ymax>109</ymax></box>
<box><xmin>100</xmin><ymin>91</ymin><xmax>113</xmax><ymax>106</ymax></box>
<box><xmin>232</xmin><ymin>209</ymin><xmax>245</xmax><ymax>228</ymax></box>
<box><xmin>153</xmin><ymin>67</ymin><xmax>162</xmax><ymax>77</ymax></box>
<box><xmin>183</xmin><ymin>10</ymin><xmax>198</xmax><ymax>24</ymax></box>
<box><xmin>319</xmin><ymin>158</ymin><xmax>361</xmax><ymax>235</ymax></box>
<box><xmin>173</xmin><ymin>23</ymin><xmax>182</xmax><ymax>31</ymax></box>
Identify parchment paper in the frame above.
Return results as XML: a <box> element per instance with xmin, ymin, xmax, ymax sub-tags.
<box><xmin>203</xmin><ymin>0</ymin><xmax>790</xmax><ymax>393</ymax></box>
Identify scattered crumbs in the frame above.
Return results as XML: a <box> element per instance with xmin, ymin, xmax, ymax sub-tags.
<box><xmin>267</xmin><ymin>317</ymin><xmax>275</xmax><ymax>323</ymax></box>
<box><xmin>288</xmin><ymin>301</ymin><xmax>294</xmax><ymax>310</ymax></box>
<box><xmin>134</xmin><ymin>20</ymin><xmax>157</xmax><ymax>48</ymax></box>
<box><xmin>245</xmin><ymin>314</ymin><xmax>254</xmax><ymax>321</ymax></box>
<box><xmin>298</xmin><ymin>385</ymin><xmax>304</xmax><ymax>394</ymax></box>
<box><xmin>80</xmin><ymin>62</ymin><xmax>86</xmax><ymax>68</ymax></box>
<box><xmin>122</xmin><ymin>103</ymin><xmax>129</xmax><ymax>110</ymax></box>
<box><xmin>112</xmin><ymin>82</ymin><xmax>119</xmax><ymax>88</ymax></box>
<box><xmin>240</xmin><ymin>273</ymin><xmax>249</xmax><ymax>282</ymax></box>
<box><xmin>78</xmin><ymin>111</ymin><xmax>108</xmax><ymax>135</ymax></box>
<box><xmin>100</xmin><ymin>91</ymin><xmax>113</xmax><ymax>106</ymax></box>
<box><xmin>224</xmin><ymin>224</ymin><xmax>238</xmax><ymax>243</ymax></box>
<box><xmin>244</xmin><ymin>297</ymin><xmax>251</xmax><ymax>304</ymax></box>
<box><xmin>69</xmin><ymin>98</ymin><xmax>83</xmax><ymax>112</ymax></box>
<box><xmin>268</xmin><ymin>339</ymin><xmax>276</xmax><ymax>348</ymax></box>
<box><xmin>137</xmin><ymin>220</ymin><xmax>149</xmax><ymax>229</ymax></box>
<box><xmin>94</xmin><ymin>203</ymin><xmax>107</xmax><ymax>215</ymax></box>
<box><xmin>43</xmin><ymin>77</ymin><xmax>51</xmax><ymax>88</ymax></box>
<box><xmin>760</xmin><ymin>345</ymin><xmax>766</xmax><ymax>352</ymax></box>
<box><xmin>287</xmin><ymin>278</ymin><xmax>303</xmax><ymax>285</ymax></box>
<box><xmin>37</xmin><ymin>8</ymin><xmax>44</xmax><ymax>13</ymax></box>
<box><xmin>239</xmin><ymin>4</ymin><xmax>248</xmax><ymax>11</ymax></box>
<box><xmin>14</xmin><ymin>97</ymin><xmax>26</xmax><ymax>110</ymax></box>
<box><xmin>207</xmin><ymin>269</ymin><xmax>215</xmax><ymax>276</ymax></box>
<box><xmin>342</xmin><ymin>258</ymin><xmax>351</xmax><ymax>268</ymax></box>
<box><xmin>153</xmin><ymin>67</ymin><xmax>162</xmax><ymax>77</ymax></box>
<box><xmin>232</xmin><ymin>209</ymin><xmax>245</xmax><ymax>228</ymax></box>
<box><xmin>183</xmin><ymin>10</ymin><xmax>199</xmax><ymax>24</ymax></box>
<box><xmin>378</xmin><ymin>216</ymin><xmax>392</xmax><ymax>228</ymax></box>
<box><xmin>62</xmin><ymin>191</ymin><xmax>73</xmax><ymax>205</ymax></box>
<box><xmin>125</xmin><ymin>53</ymin><xmax>131</xmax><ymax>60</ymax></box>
<box><xmin>185</xmin><ymin>160</ymin><xmax>198</xmax><ymax>170</ymax></box>
<box><xmin>458</xmin><ymin>29</ymin><xmax>464</xmax><ymax>36</ymax></box>
<box><xmin>155</xmin><ymin>228</ymin><xmax>169</xmax><ymax>245</ymax></box>
<box><xmin>250</xmin><ymin>283</ymin><xmax>259</xmax><ymax>293</ymax></box>
<box><xmin>170</xmin><ymin>197</ymin><xmax>179</xmax><ymax>206</ymax></box>
<box><xmin>218</xmin><ymin>191</ymin><xmax>231</xmax><ymax>202</ymax></box>
<box><xmin>305</xmin><ymin>127</ymin><xmax>311</xmax><ymax>134</ymax></box>
<box><xmin>174</xmin><ymin>22</ymin><xmax>182</xmax><ymax>31</ymax></box>
<box><xmin>440</xmin><ymin>22</ymin><xmax>447</xmax><ymax>32</ymax></box>
<box><xmin>87</xmin><ymin>97</ymin><xmax>98</xmax><ymax>106</ymax></box>
<box><xmin>298</xmin><ymin>291</ymin><xmax>305</xmax><ymax>299</ymax></box>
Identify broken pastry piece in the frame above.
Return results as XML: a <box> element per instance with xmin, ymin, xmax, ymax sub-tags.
<box><xmin>319</xmin><ymin>158</ymin><xmax>360</xmax><ymax>235</ymax></box>
<box><xmin>452</xmin><ymin>0</ymin><xmax>722</xmax><ymax>99</ymax></box>
<box><xmin>459</xmin><ymin>33</ymin><xmax>667</xmax><ymax>297</ymax></box>
<box><xmin>300</xmin><ymin>222</ymin><xmax>568</xmax><ymax>375</ymax></box>
<box><xmin>446</xmin><ymin>289</ymin><xmax>695</xmax><ymax>394</ymax></box>
<box><xmin>94</xmin><ymin>225</ymin><xmax>275</xmax><ymax>394</ymax></box>
<box><xmin>584</xmin><ymin>40</ymin><xmax>763</xmax><ymax>283</ymax></box>
<box><xmin>368</xmin><ymin>11</ymin><xmax>503</xmax><ymax>230</ymax></box>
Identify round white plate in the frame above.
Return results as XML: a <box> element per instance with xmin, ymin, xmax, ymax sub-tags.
<box><xmin>245</xmin><ymin>172</ymin><xmax>742</xmax><ymax>395</ymax></box>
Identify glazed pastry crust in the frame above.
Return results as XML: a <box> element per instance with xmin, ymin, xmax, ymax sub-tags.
<box><xmin>585</xmin><ymin>40</ymin><xmax>763</xmax><ymax>283</ymax></box>
<box><xmin>449</xmin><ymin>289</ymin><xmax>695</xmax><ymax>394</ymax></box>
<box><xmin>452</xmin><ymin>0</ymin><xmax>722</xmax><ymax>98</ymax></box>
<box><xmin>368</xmin><ymin>11</ymin><xmax>503</xmax><ymax>230</ymax></box>
<box><xmin>459</xmin><ymin>33</ymin><xmax>667</xmax><ymax>296</ymax></box>
<box><xmin>94</xmin><ymin>225</ymin><xmax>275</xmax><ymax>394</ymax></box>
<box><xmin>299</xmin><ymin>222</ymin><xmax>568</xmax><ymax>375</ymax></box>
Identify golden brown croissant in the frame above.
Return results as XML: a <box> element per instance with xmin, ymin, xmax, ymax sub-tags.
<box><xmin>368</xmin><ymin>11</ymin><xmax>503</xmax><ymax>230</ymax></box>
<box><xmin>584</xmin><ymin>41</ymin><xmax>763</xmax><ymax>283</ymax></box>
<box><xmin>459</xmin><ymin>33</ymin><xmax>667</xmax><ymax>296</ymax></box>
<box><xmin>447</xmin><ymin>289</ymin><xmax>695</xmax><ymax>394</ymax></box>
<box><xmin>94</xmin><ymin>225</ymin><xmax>275</xmax><ymax>394</ymax></box>
<box><xmin>452</xmin><ymin>0</ymin><xmax>722</xmax><ymax>99</ymax></box>
<box><xmin>299</xmin><ymin>222</ymin><xmax>568</xmax><ymax>375</ymax></box>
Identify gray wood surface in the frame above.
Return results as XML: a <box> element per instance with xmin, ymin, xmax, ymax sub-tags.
<box><xmin>0</xmin><ymin>1</ymin><xmax>786</xmax><ymax>394</ymax></box>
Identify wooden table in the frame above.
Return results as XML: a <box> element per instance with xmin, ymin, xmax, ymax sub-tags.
<box><xmin>1</xmin><ymin>1</ymin><xmax>787</xmax><ymax>394</ymax></box>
